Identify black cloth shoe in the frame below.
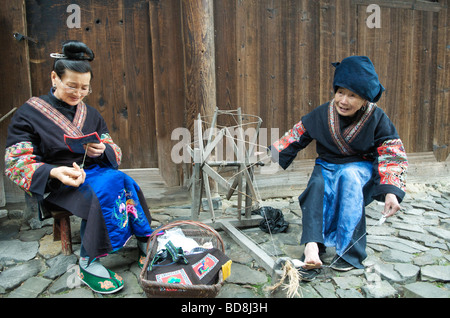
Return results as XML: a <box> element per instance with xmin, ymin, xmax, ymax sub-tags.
<box><xmin>329</xmin><ymin>255</ymin><xmax>354</xmax><ymax>272</ymax></box>
<box><xmin>297</xmin><ymin>267</ymin><xmax>321</xmax><ymax>282</ymax></box>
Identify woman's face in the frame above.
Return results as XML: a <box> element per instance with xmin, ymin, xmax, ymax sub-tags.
<box><xmin>51</xmin><ymin>70</ymin><xmax>91</xmax><ymax>106</ymax></box>
<box><xmin>334</xmin><ymin>87</ymin><xmax>367</xmax><ymax>117</ymax></box>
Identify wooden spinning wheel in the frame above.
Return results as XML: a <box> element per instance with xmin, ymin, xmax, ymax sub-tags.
<box><xmin>187</xmin><ymin>108</ymin><xmax>263</xmax><ymax>223</ymax></box>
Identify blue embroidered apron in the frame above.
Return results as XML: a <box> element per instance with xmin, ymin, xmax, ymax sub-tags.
<box><xmin>83</xmin><ymin>165</ymin><xmax>153</xmax><ymax>253</ymax></box>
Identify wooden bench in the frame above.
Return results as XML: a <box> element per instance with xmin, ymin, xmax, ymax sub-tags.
<box><xmin>38</xmin><ymin>202</ymin><xmax>73</xmax><ymax>255</ymax></box>
<box><xmin>51</xmin><ymin>210</ymin><xmax>73</xmax><ymax>255</ymax></box>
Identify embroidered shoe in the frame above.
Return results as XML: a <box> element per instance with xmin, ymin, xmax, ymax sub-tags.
<box><xmin>78</xmin><ymin>266</ymin><xmax>124</xmax><ymax>294</ymax></box>
<box><xmin>137</xmin><ymin>239</ymin><xmax>148</xmax><ymax>269</ymax></box>
<box><xmin>138</xmin><ymin>251</ymin><xmax>146</xmax><ymax>269</ymax></box>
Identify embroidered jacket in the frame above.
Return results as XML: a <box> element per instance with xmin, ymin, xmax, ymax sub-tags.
<box><xmin>272</xmin><ymin>100</ymin><xmax>408</xmax><ymax>202</ymax></box>
<box><xmin>5</xmin><ymin>91</ymin><xmax>122</xmax><ymax>197</ymax></box>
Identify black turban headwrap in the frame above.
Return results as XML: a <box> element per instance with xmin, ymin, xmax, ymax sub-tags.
<box><xmin>332</xmin><ymin>56</ymin><xmax>385</xmax><ymax>103</ymax></box>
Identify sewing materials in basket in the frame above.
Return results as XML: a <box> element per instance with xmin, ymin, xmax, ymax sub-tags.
<box><xmin>139</xmin><ymin>220</ymin><xmax>229</xmax><ymax>297</ymax></box>
<box><xmin>156</xmin><ymin>227</ymin><xmax>203</xmax><ymax>253</ymax></box>
<box><xmin>147</xmin><ymin>240</ymin><xmax>231</xmax><ymax>287</ymax></box>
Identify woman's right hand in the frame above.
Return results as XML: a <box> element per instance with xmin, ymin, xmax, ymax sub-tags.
<box><xmin>49</xmin><ymin>162</ymin><xmax>86</xmax><ymax>187</ymax></box>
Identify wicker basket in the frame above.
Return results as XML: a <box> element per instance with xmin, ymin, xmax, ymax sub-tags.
<box><xmin>139</xmin><ymin>220</ymin><xmax>226</xmax><ymax>298</ymax></box>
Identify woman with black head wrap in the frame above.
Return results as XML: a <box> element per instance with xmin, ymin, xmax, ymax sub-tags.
<box><xmin>5</xmin><ymin>41</ymin><xmax>153</xmax><ymax>294</ymax></box>
<box><xmin>269</xmin><ymin>56</ymin><xmax>408</xmax><ymax>281</ymax></box>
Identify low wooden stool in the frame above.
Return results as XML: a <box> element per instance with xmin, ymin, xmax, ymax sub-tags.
<box><xmin>51</xmin><ymin>211</ymin><xmax>73</xmax><ymax>255</ymax></box>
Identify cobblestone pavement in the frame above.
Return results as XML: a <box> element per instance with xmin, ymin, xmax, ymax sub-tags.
<box><xmin>0</xmin><ymin>181</ymin><xmax>449</xmax><ymax>298</ymax></box>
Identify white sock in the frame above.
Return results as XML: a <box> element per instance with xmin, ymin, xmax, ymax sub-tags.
<box><xmin>79</xmin><ymin>257</ymin><xmax>110</xmax><ymax>278</ymax></box>
<box><xmin>137</xmin><ymin>240</ymin><xmax>147</xmax><ymax>255</ymax></box>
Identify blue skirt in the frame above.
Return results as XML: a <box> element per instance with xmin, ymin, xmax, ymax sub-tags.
<box><xmin>299</xmin><ymin>159</ymin><xmax>373</xmax><ymax>268</ymax></box>
<box><xmin>43</xmin><ymin>165</ymin><xmax>153</xmax><ymax>259</ymax></box>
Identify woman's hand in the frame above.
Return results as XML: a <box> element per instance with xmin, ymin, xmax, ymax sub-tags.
<box><xmin>85</xmin><ymin>142</ymin><xmax>106</xmax><ymax>158</ymax></box>
<box><xmin>50</xmin><ymin>162</ymin><xmax>86</xmax><ymax>187</ymax></box>
<box><xmin>383</xmin><ymin>193</ymin><xmax>401</xmax><ymax>218</ymax></box>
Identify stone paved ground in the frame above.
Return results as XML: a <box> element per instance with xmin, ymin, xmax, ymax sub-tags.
<box><xmin>215</xmin><ymin>180</ymin><xmax>450</xmax><ymax>298</ymax></box>
<box><xmin>0</xmin><ymin>181</ymin><xmax>449</xmax><ymax>298</ymax></box>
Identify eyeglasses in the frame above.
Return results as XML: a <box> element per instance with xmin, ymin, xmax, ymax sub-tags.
<box><xmin>57</xmin><ymin>77</ymin><xmax>92</xmax><ymax>96</ymax></box>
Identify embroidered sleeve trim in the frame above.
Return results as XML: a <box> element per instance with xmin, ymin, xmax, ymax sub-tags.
<box><xmin>376</xmin><ymin>139</ymin><xmax>408</xmax><ymax>191</ymax></box>
<box><xmin>4</xmin><ymin>141</ymin><xmax>44</xmax><ymax>195</ymax></box>
<box><xmin>272</xmin><ymin>121</ymin><xmax>306</xmax><ymax>152</ymax></box>
<box><xmin>101</xmin><ymin>133</ymin><xmax>122</xmax><ymax>165</ymax></box>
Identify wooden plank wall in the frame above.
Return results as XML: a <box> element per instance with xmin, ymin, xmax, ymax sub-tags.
<box><xmin>13</xmin><ymin>0</ymin><xmax>158</xmax><ymax>170</ymax></box>
<box><xmin>214</xmin><ymin>0</ymin><xmax>449</xmax><ymax>161</ymax></box>
<box><xmin>433</xmin><ymin>0</ymin><xmax>450</xmax><ymax>162</ymax></box>
<box><xmin>0</xmin><ymin>0</ymin><xmax>32</xmax><ymax>206</ymax></box>
<box><xmin>148</xmin><ymin>1</ymin><xmax>185</xmax><ymax>187</ymax></box>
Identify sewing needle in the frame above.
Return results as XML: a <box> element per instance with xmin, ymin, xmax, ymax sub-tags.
<box><xmin>80</xmin><ymin>144</ymin><xmax>89</xmax><ymax>169</ymax></box>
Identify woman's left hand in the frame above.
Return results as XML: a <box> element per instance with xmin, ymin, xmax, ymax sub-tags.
<box><xmin>85</xmin><ymin>142</ymin><xmax>106</xmax><ymax>158</ymax></box>
<box><xmin>383</xmin><ymin>193</ymin><xmax>401</xmax><ymax>218</ymax></box>
<box><xmin>49</xmin><ymin>162</ymin><xmax>86</xmax><ymax>187</ymax></box>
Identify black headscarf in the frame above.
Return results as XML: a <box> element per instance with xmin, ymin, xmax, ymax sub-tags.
<box><xmin>332</xmin><ymin>56</ymin><xmax>385</xmax><ymax>103</ymax></box>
